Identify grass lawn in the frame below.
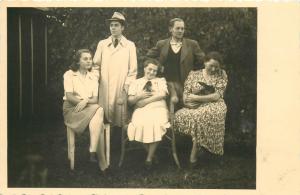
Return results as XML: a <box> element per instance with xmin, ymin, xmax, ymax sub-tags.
<box><xmin>8</xmin><ymin>120</ymin><xmax>256</xmax><ymax>189</ymax></box>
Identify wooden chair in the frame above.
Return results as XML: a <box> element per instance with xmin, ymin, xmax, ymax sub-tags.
<box><xmin>117</xmin><ymin>90</ymin><xmax>181</xmax><ymax>169</ymax></box>
<box><xmin>66</xmin><ymin>124</ymin><xmax>110</xmax><ymax>170</ymax></box>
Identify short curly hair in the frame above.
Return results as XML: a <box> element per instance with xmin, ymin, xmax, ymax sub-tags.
<box><xmin>143</xmin><ymin>58</ymin><xmax>162</xmax><ymax>76</ymax></box>
<box><xmin>143</xmin><ymin>58</ymin><xmax>161</xmax><ymax>68</ymax></box>
<box><xmin>204</xmin><ymin>51</ymin><xmax>224</xmax><ymax>65</ymax></box>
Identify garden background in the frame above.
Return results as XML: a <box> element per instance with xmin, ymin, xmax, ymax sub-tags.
<box><xmin>8</xmin><ymin>8</ymin><xmax>257</xmax><ymax>188</ymax></box>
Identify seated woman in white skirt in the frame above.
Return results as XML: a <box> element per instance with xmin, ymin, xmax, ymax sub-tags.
<box><xmin>62</xmin><ymin>49</ymin><xmax>108</xmax><ymax>174</ymax></box>
<box><xmin>127</xmin><ymin>58</ymin><xmax>170</xmax><ymax>169</ymax></box>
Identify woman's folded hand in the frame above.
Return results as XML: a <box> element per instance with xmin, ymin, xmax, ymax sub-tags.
<box><xmin>137</xmin><ymin>91</ymin><xmax>153</xmax><ymax>100</ymax></box>
<box><xmin>74</xmin><ymin>99</ymin><xmax>88</xmax><ymax>112</ymax></box>
<box><xmin>185</xmin><ymin>94</ymin><xmax>199</xmax><ymax>103</ymax></box>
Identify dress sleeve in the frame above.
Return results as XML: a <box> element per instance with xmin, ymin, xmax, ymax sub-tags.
<box><xmin>215</xmin><ymin>70</ymin><xmax>228</xmax><ymax>98</ymax></box>
<box><xmin>63</xmin><ymin>70</ymin><xmax>73</xmax><ymax>93</ymax></box>
<box><xmin>183</xmin><ymin>71</ymin><xmax>195</xmax><ymax>96</ymax></box>
<box><xmin>158</xmin><ymin>77</ymin><xmax>168</xmax><ymax>94</ymax></box>
<box><xmin>128</xmin><ymin>80</ymin><xmax>138</xmax><ymax>96</ymax></box>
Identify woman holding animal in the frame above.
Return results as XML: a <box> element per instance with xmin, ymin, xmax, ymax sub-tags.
<box><xmin>127</xmin><ymin>58</ymin><xmax>170</xmax><ymax>170</ymax></box>
<box><xmin>174</xmin><ymin>51</ymin><xmax>228</xmax><ymax>168</ymax></box>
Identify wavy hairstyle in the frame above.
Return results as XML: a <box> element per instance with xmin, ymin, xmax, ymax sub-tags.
<box><xmin>143</xmin><ymin>58</ymin><xmax>163</xmax><ymax>77</ymax></box>
<box><xmin>69</xmin><ymin>49</ymin><xmax>93</xmax><ymax>72</ymax></box>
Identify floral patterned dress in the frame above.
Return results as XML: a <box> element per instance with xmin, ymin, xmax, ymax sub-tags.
<box><xmin>174</xmin><ymin>69</ymin><xmax>228</xmax><ymax>155</ymax></box>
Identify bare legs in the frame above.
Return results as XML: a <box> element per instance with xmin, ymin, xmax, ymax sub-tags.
<box><xmin>143</xmin><ymin>142</ymin><xmax>159</xmax><ymax>163</ymax></box>
<box><xmin>89</xmin><ymin>107</ymin><xmax>108</xmax><ymax>171</ymax></box>
<box><xmin>98</xmin><ymin>123</ymin><xmax>108</xmax><ymax>171</ymax></box>
<box><xmin>89</xmin><ymin>107</ymin><xmax>102</xmax><ymax>152</ymax></box>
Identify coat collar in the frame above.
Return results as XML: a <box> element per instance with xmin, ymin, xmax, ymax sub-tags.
<box><xmin>170</xmin><ymin>37</ymin><xmax>183</xmax><ymax>45</ymax></box>
<box><xmin>161</xmin><ymin>37</ymin><xmax>189</xmax><ymax>64</ymax></box>
<box><xmin>104</xmin><ymin>35</ymin><xmax>128</xmax><ymax>47</ymax></box>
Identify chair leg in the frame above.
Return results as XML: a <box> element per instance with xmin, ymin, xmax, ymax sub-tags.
<box><xmin>105</xmin><ymin>124</ymin><xmax>110</xmax><ymax>166</ymax></box>
<box><xmin>118</xmin><ymin>126</ymin><xmax>126</xmax><ymax>167</ymax></box>
<box><xmin>67</xmin><ymin>127</ymin><xmax>70</xmax><ymax>160</ymax></box>
<box><xmin>67</xmin><ymin>127</ymin><xmax>75</xmax><ymax>170</ymax></box>
<box><xmin>171</xmin><ymin>130</ymin><xmax>181</xmax><ymax>169</ymax></box>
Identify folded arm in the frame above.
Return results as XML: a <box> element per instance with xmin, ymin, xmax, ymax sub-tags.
<box><xmin>135</xmin><ymin>91</ymin><xmax>167</xmax><ymax>108</ymax></box>
<box><xmin>183</xmin><ymin>92</ymin><xmax>220</xmax><ymax>109</ymax></box>
<box><xmin>66</xmin><ymin>93</ymin><xmax>98</xmax><ymax>105</ymax></box>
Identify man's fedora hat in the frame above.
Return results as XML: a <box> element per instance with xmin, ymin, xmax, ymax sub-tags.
<box><xmin>107</xmin><ymin>12</ymin><xmax>126</xmax><ymax>22</ymax></box>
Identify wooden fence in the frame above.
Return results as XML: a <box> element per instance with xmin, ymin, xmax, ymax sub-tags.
<box><xmin>8</xmin><ymin>8</ymin><xmax>48</xmax><ymax>125</ymax></box>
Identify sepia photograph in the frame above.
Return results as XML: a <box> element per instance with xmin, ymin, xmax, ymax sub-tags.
<box><xmin>6</xmin><ymin>7</ymin><xmax>257</xmax><ymax>189</ymax></box>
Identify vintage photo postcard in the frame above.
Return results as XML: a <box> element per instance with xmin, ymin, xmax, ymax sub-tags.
<box><xmin>0</xmin><ymin>1</ymin><xmax>299</xmax><ymax>195</ymax></box>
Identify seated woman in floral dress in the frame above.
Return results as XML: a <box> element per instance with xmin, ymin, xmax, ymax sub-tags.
<box><xmin>63</xmin><ymin>49</ymin><xmax>108</xmax><ymax>174</ymax></box>
<box><xmin>127</xmin><ymin>59</ymin><xmax>170</xmax><ymax>169</ymax></box>
<box><xmin>174</xmin><ymin>51</ymin><xmax>228</xmax><ymax>168</ymax></box>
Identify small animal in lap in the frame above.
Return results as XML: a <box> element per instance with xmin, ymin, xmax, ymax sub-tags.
<box><xmin>143</xmin><ymin>81</ymin><xmax>153</xmax><ymax>92</ymax></box>
<box><xmin>196</xmin><ymin>82</ymin><xmax>215</xmax><ymax>95</ymax></box>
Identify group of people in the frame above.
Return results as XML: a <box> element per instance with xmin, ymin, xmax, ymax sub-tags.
<box><xmin>62</xmin><ymin>12</ymin><xmax>228</xmax><ymax>174</ymax></box>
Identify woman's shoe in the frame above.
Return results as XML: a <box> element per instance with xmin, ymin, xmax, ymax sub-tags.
<box><xmin>188</xmin><ymin>160</ymin><xmax>198</xmax><ymax>170</ymax></box>
<box><xmin>153</xmin><ymin>155</ymin><xmax>159</xmax><ymax>165</ymax></box>
<box><xmin>99</xmin><ymin>167</ymin><xmax>113</xmax><ymax>176</ymax></box>
<box><xmin>144</xmin><ymin>161</ymin><xmax>153</xmax><ymax>171</ymax></box>
<box><xmin>89</xmin><ymin>152</ymin><xmax>97</xmax><ymax>163</ymax></box>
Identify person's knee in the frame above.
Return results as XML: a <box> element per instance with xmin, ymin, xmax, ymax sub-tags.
<box><xmin>89</xmin><ymin>110</ymin><xmax>103</xmax><ymax>133</ymax></box>
<box><xmin>96</xmin><ymin>107</ymin><xmax>104</xmax><ymax>119</ymax></box>
<box><xmin>90</xmin><ymin>104</ymin><xmax>100</xmax><ymax>110</ymax></box>
<box><xmin>89</xmin><ymin>122</ymin><xmax>100</xmax><ymax>134</ymax></box>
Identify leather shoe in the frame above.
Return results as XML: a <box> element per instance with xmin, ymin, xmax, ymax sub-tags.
<box><xmin>99</xmin><ymin>167</ymin><xmax>113</xmax><ymax>176</ymax></box>
<box><xmin>188</xmin><ymin>160</ymin><xmax>198</xmax><ymax>170</ymax></box>
<box><xmin>89</xmin><ymin>152</ymin><xmax>97</xmax><ymax>163</ymax></box>
<box><xmin>144</xmin><ymin>161</ymin><xmax>153</xmax><ymax>171</ymax></box>
<box><xmin>153</xmin><ymin>155</ymin><xmax>159</xmax><ymax>165</ymax></box>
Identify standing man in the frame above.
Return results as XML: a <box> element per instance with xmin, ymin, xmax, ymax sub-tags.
<box><xmin>147</xmin><ymin>18</ymin><xmax>205</xmax><ymax>103</ymax></box>
<box><xmin>93</xmin><ymin>12</ymin><xmax>137</xmax><ymax>128</ymax></box>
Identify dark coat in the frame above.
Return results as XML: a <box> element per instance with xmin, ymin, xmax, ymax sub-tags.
<box><xmin>146</xmin><ymin>38</ymin><xmax>205</xmax><ymax>84</ymax></box>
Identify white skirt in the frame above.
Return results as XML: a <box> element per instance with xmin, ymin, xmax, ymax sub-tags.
<box><xmin>127</xmin><ymin>100</ymin><xmax>170</xmax><ymax>143</ymax></box>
